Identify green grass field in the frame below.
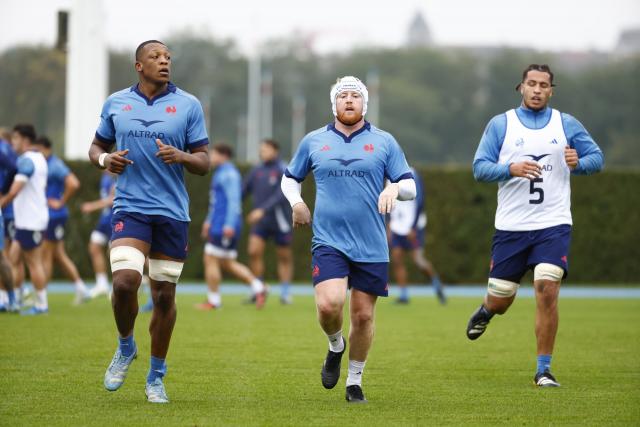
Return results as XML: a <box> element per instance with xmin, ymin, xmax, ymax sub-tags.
<box><xmin>1</xmin><ymin>293</ymin><xmax>639</xmax><ymax>426</ymax></box>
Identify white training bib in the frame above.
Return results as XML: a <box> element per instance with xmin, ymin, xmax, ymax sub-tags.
<box><xmin>14</xmin><ymin>151</ymin><xmax>49</xmax><ymax>231</ymax></box>
<box><xmin>495</xmin><ymin>109</ymin><xmax>571</xmax><ymax>231</ymax></box>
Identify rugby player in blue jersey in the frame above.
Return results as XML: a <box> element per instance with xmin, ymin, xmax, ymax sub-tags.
<box><xmin>88</xmin><ymin>40</ymin><xmax>209</xmax><ymax>403</ymax></box>
<box><xmin>81</xmin><ymin>171</ymin><xmax>116</xmax><ymax>298</ymax></box>
<box><xmin>35</xmin><ymin>136</ymin><xmax>89</xmax><ymax>305</ymax></box>
<box><xmin>466</xmin><ymin>64</ymin><xmax>604</xmax><ymax>387</ymax></box>
<box><xmin>243</xmin><ymin>139</ymin><xmax>293</xmax><ymax>304</ymax></box>
<box><xmin>281</xmin><ymin>76</ymin><xmax>416</xmax><ymax>403</ymax></box>
<box><xmin>196</xmin><ymin>144</ymin><xmax>267</xmax><ymax>310</ymax></box>
<box><xmin>0</xmin><ymin>132</ymin><xmax>17</xmax><ymax>312</ymax></box>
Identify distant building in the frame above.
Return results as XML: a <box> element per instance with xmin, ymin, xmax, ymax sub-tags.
<box><xmin>406</xmin><ymin>11</ymin><xmax>432</xmax><ymax>48</ymax></box>
<box><xmin>616</xmin><ymin>28</ymin><xmax>640</xmax><ymax>56</ymax></box>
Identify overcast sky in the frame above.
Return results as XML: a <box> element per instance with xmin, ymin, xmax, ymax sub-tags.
<box><xmin>2</xmin><ymin>0</ymin><xmax>639</xmax><ymax>54</ymax></box>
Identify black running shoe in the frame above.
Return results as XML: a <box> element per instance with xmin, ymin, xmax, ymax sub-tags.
<box><xmin>534</xmin><ymin>370</ymin><xmax>561</xmax><ymax>387</ymax></box>
<box><xmin>466</xmin><ymin>304</ymin><xmax>493</xmax><ymax>340</ymax></box>
<box><xmin>345</xmin><ymin>385</ymin><xmax>367</xmax><ymax>403</ymax></box>
<box><xmin>321</xmin><ymin>337</ymin><xmax>346</xmax><ymax>389</ymax></box>
<box><xmin>394</xmin><ymin>297</ymin><xmax>410</xmax><ymax>305</ymax></box>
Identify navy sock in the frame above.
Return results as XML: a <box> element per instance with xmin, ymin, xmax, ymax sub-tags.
<box><xmin>399</xmin><ymin>287</ymin><xmax>409</xmax><ymax>300</ymax></box>
<box><xmin>7</xmin><ymin>289</ymin><xmax>15</xmax><ymax>305</ymax></box>
<box><xmin>147</xmin><ymin>356</ymin><xmax>167</xmax><ymax>383</ymax></box>
<box><xmin>537</xmin><ymin>355</ymin><xmax>552</xmax><ymax>374</ymax></box>
<box><xmin>118</xmin><ymin>335</ymin><xmax>135</xmax><ymax>357</ymax></box>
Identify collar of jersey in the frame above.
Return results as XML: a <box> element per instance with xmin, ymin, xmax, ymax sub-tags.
<box><xmin>516</xmin><ymin>105</ymin><xmax>552</xmax><ymax>130</ymax></box>
<box><xmin>130</xmin><ymin>82</ymin><xmax>177</xmax><ymax>106</ymax></box>
<box><xmin>327</xmin><ymin>121</ymin><xmax>371</xmax><ymax>144</ymax></box>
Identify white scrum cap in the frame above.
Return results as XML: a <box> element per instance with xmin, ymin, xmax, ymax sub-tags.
<box><xmin>330</xmin><ymin>76</ymin><xmax>369</xmax><ymax>117</ymax></box>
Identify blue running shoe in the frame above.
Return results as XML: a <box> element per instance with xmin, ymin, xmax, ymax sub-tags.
<box><xmin>20</xmin><ymin>306</ymin><xmax>48</xmax><ymax>316</ymax></box>
<box><xmin>145</xmin><ymin>378</ymin><xmax>169</xmax><ymax>403</ymax></box>
<box><xmin>0</xmin><ymin>304</ymin><xmax>6</xmax><ymax>313</ymax></box>
<box><xmin>104</xmin><ymin>345</ymin><xmax>137</xmax><ymax>391</ymax></box>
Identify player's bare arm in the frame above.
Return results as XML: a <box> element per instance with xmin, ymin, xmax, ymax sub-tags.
<box><xmin>88</xmin><ymin>137</ymin><xmax>133</xmax><ymax>174</ymax></box>
<box><xmin>0</xmin><ymin>180</ymin><xmax>26</xmax><ymax>208</ymax></box>
<box><xmin>155</xmin><ymin>139</ymin><xmax>209</xmax><ymax>175</ymax></box>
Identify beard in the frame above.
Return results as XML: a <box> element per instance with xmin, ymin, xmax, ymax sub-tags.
<box><xmin>336</xmin><ymin>110</ymin><xmax>363</xmax><ymax>126</ymax></box>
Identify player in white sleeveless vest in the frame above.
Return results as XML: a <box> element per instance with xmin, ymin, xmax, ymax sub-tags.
<box><xmin>0</xmin><ymin>124</ymin><xmax>50</xmax><ymax>315</ymax></box>
<box><xmin>466</xmin><ymin>64</ymin><xmax>604</xmax><ymax>387</ymax></box>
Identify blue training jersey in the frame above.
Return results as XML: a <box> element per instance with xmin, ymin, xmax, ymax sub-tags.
<box><xmin>207</xmin><ymin>161</ymin><xmax>242</xmax><ymax>235</ymax></box>
<box><xmin>95</xmin><ymin>82</ymin><xmax>209</xmax><ymax>222</ymax></box>
<box><xmin>473</xmin><ymin>105</ymin><xmax>604</xmax><ymax>182</ymax></box>
<box><xmin>98</xmin><ymin>172</ymin><xmax>115</xmax><ymax>223</ymax></box>
<box><xmin>0</xmin><ymin>139</ymin><xmax>17</xmax><ymax>219</ymax></box>
<box><xmin>286</xmin><ymin>121</ymin><xmax>412</xmax><ymax>262</ymax></box>
<box><xmin>46</xmin><ymin>154</ymin><xmax>71</xmax><ymax>219</ymax></box>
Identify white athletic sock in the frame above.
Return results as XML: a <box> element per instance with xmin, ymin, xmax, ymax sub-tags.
<box><xmin>346</xmin><ymin>360</ymin><xmax>366</xmax><ymax>387</ymax></box>
<box><xmin>95</xmin><ymin>273</ymin><xmax>109</xmax><ymax>290</ymax></box>
<box><xmin>74</xmin><ymin>279</ymin><xmax>88</xmax><ymax>292</ymax></box>
<box><xmin>0</xmin><ymin>290</ymin><xmax>8</xmax><ymax>305</ymax></box>
<box><xmin>35</xmin><ymin>289</ymin><xmax>48</xmax><ymax>310</ymax></box>
<box><xmin>327</xmin><ymin>330</ymin><xmax>344</xmax><ymax>353</ymax></box>
<box><xmin>207</xmin><ymin>291</ymin><xmax>221</xmax><ymax>306</ymax></box>
<box><xmin>250</xmin><ymin>278</ymin><xmax>264</xmax><ymax>294</ymax></box>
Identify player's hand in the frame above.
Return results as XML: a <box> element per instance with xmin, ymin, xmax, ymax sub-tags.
<box><xmin>201</xmin><ymin>222</ymin><xmax>210</xmax><ymax>240</ymax></box>
<box><xmin>155</xmin><ymin>139</ymin><xmax>184</xmax><ymax>164</ymax></box>
<box><xmin>48</xmin><ymin>198</ymin><xmax>63</xmax><ymax>210</ymax></box>
<box><xmin>564</xmin><ymin>146</ymin><xmax>579</xmax><ymax>170</ymax></box>
<box><xmin>81</xmin><ymin>202</ymin><xmax>94</xmax><ymax>214</ymax></box>
<box><xmin>247</xmin><ymin>208</ymin><xmax>265</xmax><ymax>225</ymax></box>
<box><xmin>378</xmin><ymin>183</ymin><xmax>399</xmax><ymax>214</ymax></box>
<box><xmin>105</xmin><ymin>149</ymin><xmax>133</xmax><ymax>174</ymax></box>
<box><xmin>509</xmin><ymin>161</ymin><xmax>542</xmax><ymax>180</ymax></box>
<box><xmin>292</xmin><ymin>202</ymin><xmax>311</xmax><ymax>228</ymax></box>
<box><xmin>223</xmin><ymin>226</ymin><xmax>235</xmax><ymax>238</ymax></box>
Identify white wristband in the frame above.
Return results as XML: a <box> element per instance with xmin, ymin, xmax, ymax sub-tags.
<box><xmin>98</xmin><ymin>152</ymin><xmax>108</xmax><ymax>168</ymax></box>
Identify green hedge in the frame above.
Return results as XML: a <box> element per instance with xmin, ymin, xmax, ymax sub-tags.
<box><xmin>59</xmin><ymin>162</ymin><xmax>639</xmax><ymax>284</ymax></box>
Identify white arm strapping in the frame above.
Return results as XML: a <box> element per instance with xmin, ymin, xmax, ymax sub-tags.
<box><xmin>280</xmin><ymin>175</ymin><xmax>303</xmax><ymax>207</ymax></box>
<box><xmin>397</xmin><ymin>178</ymin><xmax>416</xmax><ymax>201</ymax></box>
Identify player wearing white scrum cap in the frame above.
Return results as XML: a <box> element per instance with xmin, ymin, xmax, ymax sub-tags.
<box><xmin>281</xmin><ymin>75</ymin><xmax>416</xmax><ymax>403</ymax></box>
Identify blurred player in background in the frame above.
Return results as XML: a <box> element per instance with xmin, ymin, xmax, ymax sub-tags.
<box><xmin>1</xmin><ymin>128</ymin><xmax>23</xmax><ymax>299</ymax></box>
<box><xmin>0</xmin><ymin>124</ymin><xmax>49</xmax><ymax>315</ymax></box>
<box><xmin>466</xmin><ymin>64</ymin><xmax>604</xmax><ymax>387</ymax></box>
<box><xmin>388</xmin><ymin>167</ymin><xmax>445</xmax><ymax>305</ymax></box>
<box><xmin>89</xmin><ymin>40</ymin><xmax>210</xmax><ymax>403</ymax></box>
<box><xmin>243</xmin><ymin>139</ymin><xmax>294</xmax><ymax>305</ymax></box>
<box><xmin>81</xmin><ymin>171</ymin><xmax>115</xmax><ymax>298</ymax></box>
<box><xmin>0</xmin><ymin>128</ymin><xmax>17</xmax><ymax>312</ymax></box>
<box><xmin>197</xmin><ymin>143</ymin><xmax>267</xmax><ymax>310</ymax></box>
<box><xmin>281</xmin><ymin>76</ymin><xmax>416</xmax><ymax>403</ymax></box>
<box><xmin>35</xmin><ymin>136</ymin><xmax>90</xmax><ymax>305</ymax></box>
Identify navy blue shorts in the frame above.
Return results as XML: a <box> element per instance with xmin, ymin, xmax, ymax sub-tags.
<box><xmin>490</xmin><ymin>224</ymin><xmax>571</xmax><ymax>282</ymax></box>
<box><xmin>94</xmin><ymin>217</ymin><xmax>112</xmax><ymax>240</ymax></box>
<box><xmin>311</xmin><ymin>245</ymin><xmax>389</xmax><ymax>297</ymax></box>
<box><xmin>4</xmin><ymin>217</ymin><xmax>15</xmax><ymax>241</ymax></box>
<box><xmin>111</xmin><ymin>211</ymin><xmax>189</xmax><ymax>260</ymax></box>
<box><xmin>208</xmin><ymin>233</ymin><xmax>239</xmax><ymax>251</ymax></box>
<box><xmin>390</xmin><ymin>229</ymin><xmax>425</xmax><ymax>250</ymax></box>
<box><xmin>251</xmin><ymin>221</ymin><xmax>292</xmax><ymax>246</ymax></box>
<box><xmin>15</xmin><ymin>228</ymin><xmax>44</xmax><ymax>251</ymax></box>
<box><xmin>45</xmin><ymin>217</ymin><xmax>67</xmax><ymax>241</ymax></box>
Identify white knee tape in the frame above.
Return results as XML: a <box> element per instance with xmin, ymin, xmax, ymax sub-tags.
<box><xmin>534</xmin><ymin>263</ymin><xmax>564</xmax><ymax>282</ymax></box>
<box><xmin>110</xmin><ymin>246</ymin><xmax>145</xmax><ymax>275</ymax></box>
<box><xmin>148</xmin><ymin>259</ymin><xmax>184</xmax><ymax>284</ymax></box>
<box><xmin>487</xmin><ymin>278</ymin><xmax>519</xmax><ymax>298</ymax></box>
